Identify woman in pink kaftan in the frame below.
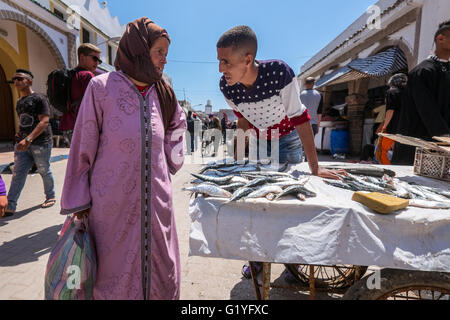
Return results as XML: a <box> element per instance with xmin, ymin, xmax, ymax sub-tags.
<box><xmin>60</xmin><ymin>18</ymin><xmax>186</xmax><ymax>300</ymax></box>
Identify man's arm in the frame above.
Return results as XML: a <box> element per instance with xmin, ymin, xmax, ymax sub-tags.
<box><xmin>237</xmin><ymin>117</ymin><xmax>250</xmax><ymax>131</ymax></box>
<box><xmin>382</xmin><ymin>110</ymin><xmax>394</xmax><ymax>132</ymax></box>
<box><xmin>296</xmin><ymin>122</ymin><xmax>344</xmax><ymax>180</ymax></box>
<box><xmin>16</xmin><ymin>114</ymin><xmax>50</xmax><ymax>152</ymax></box>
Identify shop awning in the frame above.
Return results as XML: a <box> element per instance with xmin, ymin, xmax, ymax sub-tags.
<box><xmin>347</xmin><ymin>47</ymin><xmax>407</xmax><ymax>77</ymax></box>
<box><xmin>315</xmin><ymin>47</ymin><xmax>408</xmax><ymax>89</ymax></box>
<box><xmin>314</xmin><ymin>67</ymin><xmax>352</xmax><ymax>88</ymax></box>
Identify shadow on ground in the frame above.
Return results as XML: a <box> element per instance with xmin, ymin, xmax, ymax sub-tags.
<box><xmin>0</xmin><ymin>224</ymin><xmax>62</xmax><ymax>267</ymax></box>
<box><xmin>0</xmin><ymin>205</ymin><xmax>43</xmax><ymax>226</ymax></box>
<box><xmin>230</xmin><ymin>272</ymin><xmax>342</xmax><ymax>300</ymax></box>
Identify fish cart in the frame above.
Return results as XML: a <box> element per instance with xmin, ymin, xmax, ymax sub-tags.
<box><xmin>188</xmin><ymin>162</ymin><xmax>450</xmax><ymax>300</ymax></box>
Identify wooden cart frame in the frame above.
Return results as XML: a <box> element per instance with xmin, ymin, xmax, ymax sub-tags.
<box><xmin>249</xmin><ymin>262</ymin><xmax>450</xmax><ymax>300</ymax></box>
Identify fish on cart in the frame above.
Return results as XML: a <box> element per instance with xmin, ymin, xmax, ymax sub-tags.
<box><xmin>184</xmin><ymin>184</ymin><xmax>232</xmax><ymax>198</ymax></box>
<box><xmin>409</xmin><ymin>199</ymin><xmax>450</xmax><ymax>209</ymax></box>
<box><xmin>324</xmin><ymin>164</ymin><xmax>396</xmax><ymax>177</ymax></box>
<box><xmin>324</xmin><ymin>180</ymin><xmax>358</xmax><ymax>191</ymax></box>
<box><xmin>275</xmin><ymin>185</ymin><xmax>317</xmax><ymax>200</ymax></box>
<box><xmin>245</xmin><ymin>177</ymin><xmax>278</xmax><ymax>188</ymax></box>
<box><xmin>191</xmin><ymin>173</ymin><xmax>234</xmax><ymax>185</ymax></box>
<box><xmin>229</xmin><ymin>187</ymin><xmax>255</xmax><ymax>202</ymax></box>
<box><xmin>246</xmin><ymin>185</ymin><xmax>283</xmax><ymax>199</ymax></box>
<box><xmin>220</xmin><ymin>182</ymin><xmax>247</xmax><ymax>192</ymax></box>
<box><xmin>198</xmin><ymin>159</ymin><xmax>246</xmax><ymax>174</ymax></box>
<box><xmin>421</xmin><ymin>186</ymin><xmax>450</xmax><ymax>199</ymax></box>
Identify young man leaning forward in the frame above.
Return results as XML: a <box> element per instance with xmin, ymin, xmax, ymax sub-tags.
<box><xmin>216</xmin><ymin>26</ymin><xmax>343</xmax><ymax>279</ymax></box>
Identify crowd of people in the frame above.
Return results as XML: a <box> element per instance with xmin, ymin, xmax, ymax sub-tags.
<box><xmin>0</xmin><ymin>17</ymin><xmax>448</xmax><ymax>300</ymax></box>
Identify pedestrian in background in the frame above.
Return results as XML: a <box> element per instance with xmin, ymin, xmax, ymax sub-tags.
<box><xmin>392</xmin><ymin>20</ymin><xmax>450</xmax><ymax>165</ymax></box>
<box><xmin>59</xmin><ymin>44</ymin><xmax>101</xmax><ymax>146</ymax></box>
<box><xmin>60</xmin><ymin>17</ymin><xmax>186</xmax><ymax>300</ymax></box>
<box><xmin>4</xmin><ymin>69</ymin><xmax>56</xmax><ymax>217</ymax></box>
<box><xmin>300</xmin><ymin>77</ymin><xmax>323</xmax><ymax>136</ymax></box>
<box><xmin>0</xmin><ymin>175</ymin><xmax>7</xmax><ymax>218</ymax></box>
<box><xmin>375</xmin><ymin>73</ymin><xmax>408</xmax><ymax>165</ymax></box>
<box><xmin>186</xmin><ymin>111</ymin><xmax>195</xmax><ymax>153</ymax></box>
<box><xmin>221</xmin><ymin>112</ymin><xmax>228</xmax><ymax>143</ymax></box>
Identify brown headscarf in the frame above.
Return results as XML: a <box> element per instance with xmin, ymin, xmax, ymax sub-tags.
<box><xmin>115</xmin><ymin>17</ymin><xmax>177</xmax><ymax>131</ymax></box>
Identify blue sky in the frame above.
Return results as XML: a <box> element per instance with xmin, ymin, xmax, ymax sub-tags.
<box><xmin>105</xmin><ymin>0</ymin><xmax>376</xmax><ymax>112</ymax></box>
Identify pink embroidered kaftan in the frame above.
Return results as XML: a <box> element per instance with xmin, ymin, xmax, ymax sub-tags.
<box><xmin>60</xmin><ymin>70</ymin><xmax>186</xmax><ymax>300</ymax></box>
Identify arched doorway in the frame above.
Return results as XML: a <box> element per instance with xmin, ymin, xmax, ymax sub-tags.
<box><xmin>0</xmin><ymin>63</ymin><xmax>14</xmax><ymax>141</ymax></box>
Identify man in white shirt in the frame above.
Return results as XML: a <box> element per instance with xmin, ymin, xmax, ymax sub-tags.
<box><xmin>300</xmin><ymin>77</ymin><xmax>323</xmax><ymax>136</ymax></box>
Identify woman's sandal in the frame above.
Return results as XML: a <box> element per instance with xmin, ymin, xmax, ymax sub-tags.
<box><xmin>41</xmin><ymin>199</ymin><xmax>57</xmax><ymax>209</ymax></box>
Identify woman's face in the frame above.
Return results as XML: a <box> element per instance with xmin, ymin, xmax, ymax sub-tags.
<box><xmin>150</xmin><ymin>37</ymin><xmax>169</xmax><ymax>78</ymax></box>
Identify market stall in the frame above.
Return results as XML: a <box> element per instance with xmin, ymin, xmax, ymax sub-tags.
<box><xmin>188</xmin><ymin>162</ymin><xmax>450</xmax><ymax>299</ymax></box>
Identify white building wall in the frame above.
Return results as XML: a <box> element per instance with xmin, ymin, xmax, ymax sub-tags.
<box><xmin>418</xmin><ymin>0</ymin><xmax>450</xmax><ymax>62</ymax></box>
<box><xmin>96</xmin><ymin>34</ymin><xmax>108</xmax><ymax>63</ymax></box>
<box><xmin>388</xmin><ymin>22</ymin><xmax>416</xmax><ymax>54</ymax></box>
<box><xmin>358</xmin><ymin>42</ymin><xmax>380</xmax><ymax>59</ymax></box>
<box><xmin>27</xmin><ymin>27</ymin><xmax>58</xmax><ymax>93</ymax></box>
<box><xmin>0</xmin><ymin>1</ymin><xmax>70</xmax><ymax>67</ymax></box>
<box><xmin>0</xmin><ymin>19</ymin><xmax>19</xmax><ymax>53</ymax></box>
<box><xmin>28</xmin><ymin>16</ymin><xmax>68</xmax><ymax>67</ymax></box>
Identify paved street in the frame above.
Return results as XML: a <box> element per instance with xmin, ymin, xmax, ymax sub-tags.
<box><xmin>0</xmin><ymin>147</ymin><xmax>343</xmax><ymax>300</ymax></box>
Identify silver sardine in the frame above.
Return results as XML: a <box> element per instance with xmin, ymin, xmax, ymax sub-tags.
<box><xmin>246</xmin><ymin>186</ymin><xmax>283</xmax><ymax>199</ymax></box>
<box><xmin>275</xmin><ymin>185</ymin><xmax>317</xmax><ymax>200</ymax></box>
<box><xmin>191</xmin><ymin>173</ymin><xmax>234</xmax><ymax>185</ymax></box>
<box><xmin>229</xmin><ymin>187</ymin><xmax>255</xmax><ymax>202</ymax></box>
<box><xmin>184</xmin><ymin>184</ymin><xmax>232</xmax><ymax>198</ymax></box>
<box><xmin>409</xmin><ymin>199</ymin><xmax>450</xmax><ymax>209</ymax></box>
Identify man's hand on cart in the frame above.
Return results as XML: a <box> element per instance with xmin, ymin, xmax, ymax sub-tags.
<box><xmin>316</xmin><ymin>167</ymin><xmax>347</xmax><ymax>180</ymax></box>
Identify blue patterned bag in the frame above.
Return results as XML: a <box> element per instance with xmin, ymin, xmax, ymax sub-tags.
<box><xmin>44</xmin><ymin>215</ymin><xmax>97</xmax><ymax>300</ymax></box>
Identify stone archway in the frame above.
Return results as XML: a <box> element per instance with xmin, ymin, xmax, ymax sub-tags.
<box><xmin>0</xmin><ymin>9</ymin><xmax>66</xmax><ymax>69</ymax></box>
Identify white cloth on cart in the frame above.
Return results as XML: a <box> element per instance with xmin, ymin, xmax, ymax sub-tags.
<box><xmin>189</xmin><ymin>163</ymin><xmax>450</xmax><ymax>272</ymax></box>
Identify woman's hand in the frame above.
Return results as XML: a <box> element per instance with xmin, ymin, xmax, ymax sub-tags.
<box><xmin>74</xmin><ymin>209</ymin><xmax>89</xmax><ymax>220</ymax></box>
<box><xmin>0</xmin><ymin>196</ymin><xmax>8</xmax><ymax>218</ymax></box>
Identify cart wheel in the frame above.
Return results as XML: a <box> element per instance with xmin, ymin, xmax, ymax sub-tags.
<box><xmin>343</xmin><ymin>268</ymin><xmax>450</xmax><ymax>300</ymax></box>
<box><xmin>284</xmin><ymin>264</ymin><xmax>368</xmax><ymax>289</ymax></box>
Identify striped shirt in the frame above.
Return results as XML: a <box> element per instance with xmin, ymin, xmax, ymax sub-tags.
<box><xmin>220</xmin><ymin>59</ymin><xmax>310</xmax><ymax>140</ymax></box>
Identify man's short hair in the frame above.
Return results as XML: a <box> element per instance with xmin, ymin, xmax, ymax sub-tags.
<box><xmin>78</xmin><ymin>43</ymin><xmax>101</xmax><ymax>59</ymax></box>
<box><xmin>388</xmin><ymin>73</ymin><xmax>408</xmax><ymax>89</ymax></box>
<box><xmin>15</xmin><ymin>69</ymin><xmax>34</xmax><ymax>79</ymax></box>
<box><xmin>217</xmin><ymin>25</ymin><xmax>258</xmax><ymax>58</ymax></box>
<box><xmin>305</xmin><ymin>77</ymin><xmax>316</xmax><ymax>85</ymax></box>
<box><xmin>435</xmin><ymin>20</ymin><xmax>450</xmax><ymax>40</ymax></box>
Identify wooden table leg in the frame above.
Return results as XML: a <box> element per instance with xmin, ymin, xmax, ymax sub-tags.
<box><xmin>309</xmin><ymin>265</ymin><xmax>315</xmax><ymax>300</ymax></box>
<box><xmin>262</xmin><ymin>262</ymin><xmax>271</xmax><ymax>300</ymax></box>
<box><xmin>249</xmin><ymin>262</ymin><xmax>262</xmax><ymax>300</ymax></box>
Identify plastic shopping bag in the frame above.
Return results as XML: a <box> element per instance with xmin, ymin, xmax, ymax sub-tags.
<box><xmin>44</xmin><ymin>215</ymin><xmax>97</xmax><ymax>300</ymax></box>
